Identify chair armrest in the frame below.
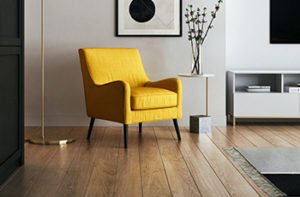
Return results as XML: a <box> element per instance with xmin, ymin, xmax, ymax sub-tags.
<box><xmin>145</xmin><ymin>78</ymin><xmax>182</xmax><ymax>118</ymax></box>
<box><xmin>85</xmin><ymin>80</ymin><xmax>131</xmax><ymax>123</ymax></box>
<box><xmin>145</xmin><ymin>78</ymin><xmax>182</xmax><ymax>94</ymax></box>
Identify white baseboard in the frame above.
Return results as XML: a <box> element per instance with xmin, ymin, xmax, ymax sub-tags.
<box><xmin>25</xmin><ymin>114</ymin><xmax>227</xmax><ymax>127</ymax></box>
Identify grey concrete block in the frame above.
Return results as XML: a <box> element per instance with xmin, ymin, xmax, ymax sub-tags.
<box><xmin>190</xmin><ymin>115</ymin><xmax>212</xmax><ymax>133</ymax></box>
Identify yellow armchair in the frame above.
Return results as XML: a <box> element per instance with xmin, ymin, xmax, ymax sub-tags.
<box><xmin>79</xmin><ymin>48</ymin><xmax>182</xmax><ymax>148</ymax></box>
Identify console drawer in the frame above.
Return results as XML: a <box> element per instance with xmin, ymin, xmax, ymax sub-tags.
<box><xmin>234</xmin><ymin>93</ymin><xmax>299</xmax><ymax>117</ymax></box>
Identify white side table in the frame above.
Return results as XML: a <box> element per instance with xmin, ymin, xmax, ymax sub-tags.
<box><xmin>178</xmin><ymin>73</ymin><xmax>215</xmax><ymax>116</ymax></box>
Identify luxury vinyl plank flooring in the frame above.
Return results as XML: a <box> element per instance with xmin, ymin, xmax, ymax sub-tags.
<box><xmin>213</xmin><ymin>126</ymin><xmax>269</xmax><ymax>197</ymax></box>
<box><xmin>1</xmin><ymin>124</ymin><xmax>300</xmax><ymax>197</ymax></box>
<box><xmin>154</xmin><ymin>127</ymin><xmax>201</xmax><ymax>197</ymax></box>
<box><xmin>0</xmin><ymin>128</ymin><xmax>67</xmax><ymax>197</ymax></box>
<box><xmin>84</xmin><ymin>127</ymin><xmax>121</xmax><ymax>197</ymax></box>
<box><xmin>247</xmin><ymin>125</ymin><xmax>294</xmax><ymax>147</ymax></box>
<box><xmin>114</xmin><ymin>127</ymin><xmax>143</xmax><ymax>197</ymax></box>
<box><xmin>169</xmin><ymin>127</ymin><xmax>230</xmax><ymax>197</ymax></box>
<box><xmin>29</xmin><ymin>128</ymin><xmax>86</xmax><ymax>197</ymax></box>
<box><xmin>216</xmin><ymin>126</ymin><xmax>255</xmax><ymax>147</ymax></box>
<box><xmin>264</xmin><ymin>125</ymin><xmax>300</xmax><ymax>146</ymax></box>
<box><xmin>139</xmin><ymin>127</ymin><xmax>171</xmax><ymax>197</ymax></box>
<box><xmin>233</xmin><ymin>126</ymin><xmax>273</xmax><ymax>147</ymax></box>
<box><xmin>55</xmin><ymin>127</ymin><xmax>106</xmax><ymax>197</ymax></box>
<box><xmin>190</xmin><ymin>129</ymin><xmax>260</xmax><ymax>197</ymax></box>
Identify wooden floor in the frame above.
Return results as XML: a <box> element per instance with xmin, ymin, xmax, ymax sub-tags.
<box><xmin>1</xmin><ymin>125</ymin><xmax>300</xmax><ymax>197</ymax></box>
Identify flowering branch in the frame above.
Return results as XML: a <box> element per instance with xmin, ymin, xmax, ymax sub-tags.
<box><xmin>185</xmin><ymin>0</ymin><xmax>223</xmax><ymax>44</ymax></box>
<box><xmin>184</xmin><ymin>0</ymin><xmax>223</xmax><ymax>74</ymax></box>
<box><xmin>201</xmin><ymin>1</ymin><xmax>222</xmax><ymax>44</ymax></box>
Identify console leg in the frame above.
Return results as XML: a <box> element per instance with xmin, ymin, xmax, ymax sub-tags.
<box><xmin>233</xmin><ymin>116</ymin><xmax>236</xmax><ymax>128</ymax></box>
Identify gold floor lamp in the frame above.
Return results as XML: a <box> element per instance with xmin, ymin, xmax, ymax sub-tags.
<box><xmin>27</xmin><ymin>0</ymin><xmax>75</xmax><ymax>145</ymax></box>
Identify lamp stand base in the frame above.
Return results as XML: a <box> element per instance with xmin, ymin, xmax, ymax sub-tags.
<box><xmin>26</xmin><ymin>136</ymin><xmax>75</xmax><ymax>145</ymax></box>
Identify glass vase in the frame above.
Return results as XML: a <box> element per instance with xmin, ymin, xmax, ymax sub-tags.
<box><xmin>191</xmin><ymin>44</ymin><xmax>203</xmax><ymax>75</ymax></box>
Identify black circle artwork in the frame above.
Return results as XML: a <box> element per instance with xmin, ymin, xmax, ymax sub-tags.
<box><xmin>129</xmin><ymin>0</ymin><xmax>156</xmax><ymax>23</ymax></box>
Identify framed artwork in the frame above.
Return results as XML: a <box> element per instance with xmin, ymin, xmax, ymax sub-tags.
<box><xmin>116</xmin><ymin>0</ymin><xmax>182</xmax><ymax>37</ymax></box>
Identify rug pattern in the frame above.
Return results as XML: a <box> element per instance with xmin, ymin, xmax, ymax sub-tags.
<box><xmin>224</xmin><ymin>147</ymin><xmax>287</xmax><ymax>197</ymax></box>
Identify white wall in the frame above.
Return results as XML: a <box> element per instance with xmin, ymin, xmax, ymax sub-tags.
<box><xmin>25</xmin><ymin>0</ymin><xmax>226</xmax><ymax>126</ymax></box>
<box><xmin>226</xmin><ymin>0</ymin><xmax>300</xmax><ymax>70</ymax></box>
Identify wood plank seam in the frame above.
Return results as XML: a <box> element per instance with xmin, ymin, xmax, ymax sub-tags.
<box><xmin>246</xmin><ymin>126</ymin><xmax>294</xmax><ymax>147</ymax></box>
<box><xmin>170</xmin><ymin>127</ymin><xmax>231</xmax><ymax>197</ymax></box>
<box><xmin>110</xmin><ymin>128</ymin><xmax>121</xmax><ymax>197</ymax></box>
<box><xmin>167</xmin><ymin>127</ymin><xmax>203</xmax><ymax>196</ymax></box>
<box><xmin>216</xmin><ymin>127</ymin><xmax>255</xmax><ymax>147</ymax></box>
<box><xmin>233</xmin><ymin>126</ymin><xmax>272</xmax><ymax>147</ymax></box>
<box><xmin>213</xmin><ymin>127</ymin><xmax>269</xmax><ymax>197</ymax></box>
<box><xmin>186</xmin><ymin>127</ymin><xmax>260</xmax><ymax>197</ymax></box>
<box><xmin>153</xmin><ymin>128</ymin><xmax>174</xmax><ymax>197</ymax></box>
<box><xmin>182</xmin><ymin>127</ymin><xmax>237</xmax><ymax>197</ymax></box>
<box><xmin>138</xmin><ymin>133</ymin><xmax>144</xmax><ymax>197</ymax></box>
<box><xmin>5</xmin><ymin>126</ymin><xmax>300</xmax><ymax>197</ymax></box>
<box><xmin>154</xmin><ymin>126</ymin><xmax>201</xmax><ymax>196</ymax></box>
<box><xmin>81</xmin><ymin>127</ymin><xmax>107</xmax><ymax>197</ymax></box>
<box><xmin>94</xmin><ymin>127</ymin><xmax>121</xmax><ymax>197</ymax></box>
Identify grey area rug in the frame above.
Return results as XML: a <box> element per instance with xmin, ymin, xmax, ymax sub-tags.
<box><xmin>224</xmin><ymin>148</ymin><xmax>287</xmax><ymax>197</ymax></box>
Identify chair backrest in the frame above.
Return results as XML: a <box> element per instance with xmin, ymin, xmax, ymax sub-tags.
<box><xmin>79</xmin><ymin>48</ymin><xmax>150</xmax><ymax>87</ymax></box>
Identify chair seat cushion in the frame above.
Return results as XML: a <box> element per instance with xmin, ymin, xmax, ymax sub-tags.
<box><xmin>131</xmin><ymin>87</ymin><xmax>177</xmax><ymax>110</ymax></box>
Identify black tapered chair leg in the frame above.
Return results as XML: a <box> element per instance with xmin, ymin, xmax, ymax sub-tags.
<box><xmin>87</xmin><ymin>118</ymin><xmax>95</xmax><ymax>140</ymax></box>
<box><xmin>173</xmin><ymin>119</ymin><xmax>181</xmax><ymax>140</ymax></box>
<box><xmin>124</xmin><ymin>124</ymin><xmax>128</xmax><ymax>148</ymax></box>
<box><xmin>139</xmin><ymin>123</ymin><xmax>142</xmax><ymax>133</ymax></box>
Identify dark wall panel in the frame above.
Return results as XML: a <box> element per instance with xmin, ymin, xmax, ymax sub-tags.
<box><xmin>0</xmin><ymin>0</ymin><xmax>21</xmax><ymax>46</ymax></box>
<box><xmin>0</xmin><ymin>0</ymin><xmax>24</xmax><ymax>185</ymax></box>
<box><xmin>0</xmin><ymin>54</ymin><xmax>19</xmax><ymax>165</ymax></box>
<box><xmin>0</xmin><ymin>0</ymin><xmax>19</xmax><ymax>37</ymax></box>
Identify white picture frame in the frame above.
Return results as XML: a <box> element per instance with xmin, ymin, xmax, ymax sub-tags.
<box><xmin>116</xmin><ymin>0</ymin><xmax>182</xmax><ymax>37</ymax></box>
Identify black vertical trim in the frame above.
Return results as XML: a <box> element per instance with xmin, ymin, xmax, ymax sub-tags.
<box><xmin>19</xmin><ymin>0</ymin><xmax>24</xmax><ymax>166</ymax></box>
<box><xmin>0</xmin><ymin>0</ymin><xmax>24</xmax><ymax>184</ymax></box>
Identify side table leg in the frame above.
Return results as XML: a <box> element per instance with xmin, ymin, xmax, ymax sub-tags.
<box><xmin>233</xmin><ymin>116</ymin><xmax>236</xmax><ymax>128</ymax></box>
<box><xmin>206</xmin><ymin>77</ymin><xmax>208</xmax><ymax>116</ymax></box>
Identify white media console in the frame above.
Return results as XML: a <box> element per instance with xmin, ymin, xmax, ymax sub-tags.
<box><xmin>227</xmin><ymin>70</ymin><xmax>300</xmax><ymax>127</ymax></box>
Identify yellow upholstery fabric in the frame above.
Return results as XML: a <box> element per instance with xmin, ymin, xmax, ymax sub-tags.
<box><xmin>79</xmin><ymin>48</ymin><xmax>182</xmax><ymax>124</ymax></box>
<box><xmin>83</xmin><ymin>48</ymin><xmax>149</xmax><ymax>87</ymax></box>
<box><xmin>131</xmin><ymin>107</ymin><xmax>178</xmax><ymax>123</ymax></box>
<box><xmin>131</xmin><ymin>87</ymin><xmax>177</xmax><ymax>110</ymax></box>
